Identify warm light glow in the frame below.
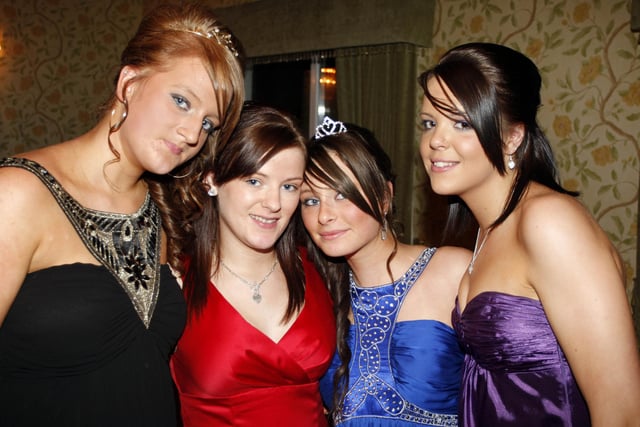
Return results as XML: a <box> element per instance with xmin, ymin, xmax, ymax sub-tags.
<box><xmin>320</xmin><ymin>67</ymin><xmax>336</xmax><ymax>85</ymax></box>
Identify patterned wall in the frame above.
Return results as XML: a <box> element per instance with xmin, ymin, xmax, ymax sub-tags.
<box><xmin>0</xmin><ymin>1</ymin><xmax>143</xmax><ymax>155</ymax></box>
<box><xmin>414</xmin><ymin>0</ymin><xmax>639</xmax><ymax>300</ymax></box>
<box><xmin>0</xmin><ymin>0</ymin><xmax>638</xmax><ymax>300</ymax></box>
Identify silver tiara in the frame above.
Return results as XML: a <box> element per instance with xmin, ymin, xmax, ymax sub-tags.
<box><xmin>184</xmin><ymin>28</ymin><xmax>239</xmax><ymax>57</ymax></box>
<box><xmin>315</xmin><ymin>117</ymin><xmax>347</xmax><ymax>139</ymax></box>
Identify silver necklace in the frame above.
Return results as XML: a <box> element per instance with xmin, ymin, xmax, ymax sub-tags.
<box><xmin>221</xmin><ymin>259</ymin><xmax>278</xmax><ymax>303</ymax></box>
<box><xmin>468</xmin><ymin>228</ymin><xmax>490</xmax><ymax>274</ymax></box>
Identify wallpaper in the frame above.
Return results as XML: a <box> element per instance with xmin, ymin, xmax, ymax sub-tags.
<box><xmin>0</xmin><ymin>0</ymin><xmax>143</xmax><ymax>154</ymax></box>
<box><xmin>414</xmin><ymin>0</ymin><xmax>639</xmax><ymax>300</ymax></box>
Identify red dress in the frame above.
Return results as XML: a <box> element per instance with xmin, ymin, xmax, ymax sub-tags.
<box><xmin>171</xmin><ymin>256</ymin><xmax>335</xmax><ymax>427</ymax></box>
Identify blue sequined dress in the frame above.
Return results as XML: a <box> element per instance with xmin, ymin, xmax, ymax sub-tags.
<box><xmin>319</xmin><ymin>248</ymin><xmax>462</xmax><ymax>426</ymax></box>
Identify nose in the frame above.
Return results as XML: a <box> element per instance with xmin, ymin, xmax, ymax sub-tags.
<box><xmin>177</xmin><ymin>116</ymin><xmax>204</xmax><ymax>146</ymax></box>
<box><xmin>317</xmin><ymin>201</ymin><xmax>336</xmax><ymax>225</ymax></box>
<box><xmin>261</xmin><ymin>187</ymin><xmax>281</xmax><ymax>212</ymax></box>
<box><xmin>426</xmin><ymin>126</ymin><xmax>448</xmax><ymax>151</ymax></box>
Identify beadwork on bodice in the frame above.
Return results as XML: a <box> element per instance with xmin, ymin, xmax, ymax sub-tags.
<box><xmin>0</xmin><ymin>157</ymin><xmax>161</xmax><ymax>328</ymax></box>
<box><xmin>340</xmin><ymin>247</ymin><xmax>458</xmax><ymax>426</ymax></box>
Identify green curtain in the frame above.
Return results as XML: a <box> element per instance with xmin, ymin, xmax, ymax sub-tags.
<box><xmin>335</xmin><ymin>43</ymin><xmax>425</xmax><ymax>243</ymax></box>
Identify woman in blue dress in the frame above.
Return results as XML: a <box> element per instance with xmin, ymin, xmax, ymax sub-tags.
<box><xmin>299</xmin><ymin>118</ymin><xmax>471</xmax><ymax>426</ymax></box>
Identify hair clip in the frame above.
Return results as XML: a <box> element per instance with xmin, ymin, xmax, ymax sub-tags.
<box><xmin>315</xmin><ymin>117</ymin><xmax>347</xmax><ymax>139</ymax></box>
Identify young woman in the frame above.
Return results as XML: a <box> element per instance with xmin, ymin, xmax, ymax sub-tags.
<box><xmin>170</xmin><ymin>103</ymin><xmax>335</xmax><ymax>427</ymax></box>
<box><xmin>300</xmin><ymin>118</ymin><xmax>471</xmax><ymax>426</ymax></box>
<box><xmin>0</xmin><ymin>4</ymin><xmax>244</xmax><ymax>426</ymax></box>
<box><xmin>419</xmin><ymin>42</ymin><xmax>640</xmax><ymax>426</ymax></box>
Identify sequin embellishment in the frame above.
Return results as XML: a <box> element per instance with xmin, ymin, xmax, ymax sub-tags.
<box><xmin>1</xmin><ymin>157</ymin><xmax>161</xmax><ymax>328</ymax></box>
<box><xmin>338</xmin><ymin>247</ymin><xmax>458</xmax><ymax>426</ymax></box>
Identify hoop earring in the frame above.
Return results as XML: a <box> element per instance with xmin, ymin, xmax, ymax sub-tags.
<box><xmin>167</xmin><ymin>170</ymin><xmax>193</xmax><ymax>179</ymax></box>
<box><xmin>167</xmin><ymin>165</ymin><xmax>194</xmax><ymax>179</ymax></box>
<box><xmin>109</xmin><ymin>98</ymin><xmax>128</xmax><ymax>133</ymax></box>
<box><xmin>507</xmin><ymin>155</ymin><xmax>516</xmax><ymax>170</ymax></box>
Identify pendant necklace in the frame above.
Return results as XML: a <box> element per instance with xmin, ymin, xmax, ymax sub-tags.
<box><xmin>221</xmin><ymin>259</ymin><xmax>278</xmax><ymax>303</ymax></box>
<box><xmin>468</xmin><ymin>228</ymin><xmax>490</xmax><ymax>274</ymax></box>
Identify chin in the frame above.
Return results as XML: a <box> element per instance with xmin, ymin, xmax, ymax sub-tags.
<box><xmin>427</xmin><ymin>184</ymin><xmax>452</xmax><ymax>196</ymax></box>
<box><xmin>313</xmin><ymin>243</ymin><xmax>348</xmax><ymax>259</ymax></box>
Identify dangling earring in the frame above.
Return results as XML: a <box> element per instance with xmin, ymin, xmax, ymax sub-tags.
<box><xmin>207</xmin><ymin>187</ymin><xmax>218</xmax><ymax>197</ymax></box>
<box><xmin>507</xmin><ymin>155</ymin><xmax>516</xmax><ymax>170</ymax></box>
<box><xmin>381</xmin><ymin>218</ymin><xmax>388</xmax><ymax>241</ymax></box>
<box><xmin>109</xmin><ymin>98</ymin><xmax>128</xmax><ymax>133</ymax></box>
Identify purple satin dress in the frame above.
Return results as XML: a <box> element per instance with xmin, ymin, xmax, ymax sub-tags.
<box><xmin>452</xmin><ymin>291</ymin><xmax>590</xmax><ymax>427</ymax></box>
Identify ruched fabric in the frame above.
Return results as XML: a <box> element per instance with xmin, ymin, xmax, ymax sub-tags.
<box><xmin>452</xmin><ymin>291</ymin><xmax>590</xmax><ymax>427</ymax></box>
<box><xmin>0</xmin><ymin>264</ymin><xmax>186</xmax><ymax>426</ymax></box>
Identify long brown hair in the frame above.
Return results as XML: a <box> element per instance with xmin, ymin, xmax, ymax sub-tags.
<box><xmin>302</xmin><ymin>124</ymin><xmax>398</xmax><ymax>417</ymax></box>
<box><xmin>418</xmin><ymin>42</ymin><xmax>577</xmax><ymax>240</ymax></box>
<box><xmin>183</xmin><ymin>102</ymin><xmax>308</xmax><ymax>321</ymax></box>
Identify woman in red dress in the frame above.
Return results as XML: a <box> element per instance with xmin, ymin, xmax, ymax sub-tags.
<box><xmin>170</xmin><ymin>102</ymin><xmax>335</xmax><ymax>427</ymax></box>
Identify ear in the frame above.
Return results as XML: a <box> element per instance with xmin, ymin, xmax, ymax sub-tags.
<box><xmin>382</xmin><ymin>181</ymin><xmax>394</xmax><ymax>214</ymax></box>
<box><xmin>115</xmin><ymin>65</ymin><xmax>139</xmax><ymax>102</ymax></box>
<box><xmin>504</xmin><ymin>123</ymin><xmax>525</xmax><ymax>156</ymax></box>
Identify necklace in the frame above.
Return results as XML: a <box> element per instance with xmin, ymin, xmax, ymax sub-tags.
<box><xmin>468</xmin><ymin>228</ymin><xmax>490</xmax><ymax>274</ymax></box>
<box><xmin>221</xmin><ymin>259</ymin><xmax>278</xmax><ymax>303</ymax></box>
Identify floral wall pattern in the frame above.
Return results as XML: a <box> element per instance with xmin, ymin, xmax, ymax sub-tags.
<box><xmin>0</xmin><ymin>1</ymin><xmax>143</xmax><ymax>155</ymax></box>
<box><xmin>0</xmin><ymin>0</ymin><xmax>638</xmax><ymax>312</ymax></box>
<box><xmin>414</xmin><ymin>0</ymin><xmax>639</xmax><ymax>306</ymax></box>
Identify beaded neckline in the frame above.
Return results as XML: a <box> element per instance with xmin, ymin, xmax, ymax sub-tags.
<box><xmin>0</xmin><ymin>157</ymin><xmax>161</xmax><ymax>328</ymax></box>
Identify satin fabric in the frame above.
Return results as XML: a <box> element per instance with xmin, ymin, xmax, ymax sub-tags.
<box><xmin>171</xmin><ymin>255</ymin><xmax>335</xmax><ymax>427</ymax></box>
<box><xmin>320</xmin><ymin>248</ymin><xmax>462</xmax><ymax>426</ymax></box>
<box><xmin>452</xmin><ymin>291</ymin><xmax>590</xmax><ymax>427</ymax></box>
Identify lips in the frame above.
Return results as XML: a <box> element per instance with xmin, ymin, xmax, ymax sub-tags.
<box><xmin>318</xmin><ymin>230</ymin><xmax>346</xmax><ymax>240</ymax></box>
<box><xmin>250</xmin><ymin>214</ymin><xmax>278</xmax><ymax>226</ymax></box>
<box><xmin>164</xmin><ymin>140</ymin><xmax>183</xmax><ymax>155</ymax></box>
<box><xmin>430</xmin><ymin>160</ymin><xmax>458</xmax><ymax>172</ymax></box>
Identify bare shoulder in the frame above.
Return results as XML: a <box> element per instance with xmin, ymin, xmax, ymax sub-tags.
<box><xmin>431</xmin><ymin>245</ymin><xmax>472</xmax><ymax>266</ymax></box>
<box><xmin>428</xmin><ymin>245</ymin><xmax>472</xmax><ymax>286</ymax></box>
<box><xmin>517</xmin><ymin>185</ymin><xmax>622</xmax><ymax>295</ymax></box>
<box><xmin>0</xmin><ymin>158</ymin><xmax>57</xmax><ymax>208</ymax></box>
<box><xmin>518</xmin><ymin>187</ymin><xmax>609</xmax><ymax>255</ymax></box>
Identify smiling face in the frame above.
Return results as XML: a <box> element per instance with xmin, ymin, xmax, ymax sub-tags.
<box><xmin>300</xmin><ymin>152</ymin><xmax>383</xmax><ymax>259</ymax></box>
<box><xmin>419</xmin><ymin>77</ymin><xmax>497</xmax><ymax>198</ymax></box>
<box><xmin>115</xmin><ymin>56</ymin><xmax>221</xmax><ymax>175</ymax></box>
<box><xmin>214</xmin><ymin>147</ymin><xmax>305</xmax><ymax>253</ymax></box>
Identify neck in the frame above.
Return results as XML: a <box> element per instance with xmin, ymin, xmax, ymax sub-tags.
<box><xmin>70</xmin><ymin>122</ymin><xmax>146</xmax><ymax>195</ymax></box>
<box><xmin>346</xmin><ymin>238</ymin><xmax>396</xmax><ymax>287</ymax></box>
<box><xmin>217</xmin><ymin>241</ymin><xmax>278</xmax><ymax>273</ymax></box>
<box><xmin>462</xmin><ymin>175</ymin><xmax>516</xmax><ymax>229</ymax></box>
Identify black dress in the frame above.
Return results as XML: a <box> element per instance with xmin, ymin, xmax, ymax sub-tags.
<box><xmin>0</xmin><ymin>158</ymin><xmax>186</xmax><ymax>426</ymax></box>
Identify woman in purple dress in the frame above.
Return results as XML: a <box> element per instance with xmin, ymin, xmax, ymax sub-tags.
<box><xmin>418</xmin><ymin>42</ymin><xmax>640</xmax><ymax>426</ymax></box>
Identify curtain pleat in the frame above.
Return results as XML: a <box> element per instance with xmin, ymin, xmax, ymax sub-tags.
<box><xmin>336</xmin><ymin>43</ymin><xmax>426</xmax><ymax>242</ymax></box>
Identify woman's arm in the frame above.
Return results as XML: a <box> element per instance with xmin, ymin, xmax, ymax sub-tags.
<box><xmin>0</xmin><ymin>167</ymin><xmax>44</xmax><ymax>326</ymax></box>
<box><xmin>523</xmin><ymin>193</ymin><xmax>640</xmax><ymax>426</ymax></box>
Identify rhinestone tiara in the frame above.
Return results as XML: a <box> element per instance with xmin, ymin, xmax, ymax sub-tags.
<box><xmin>315</xmin><ymin>116</ymin><xmax>347</xmax><ymax>139</ymax></box>
<box><xmin>184</xmin><ymin>28</ymin><xmax>239</xmax><ymax>57</ymax></box>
